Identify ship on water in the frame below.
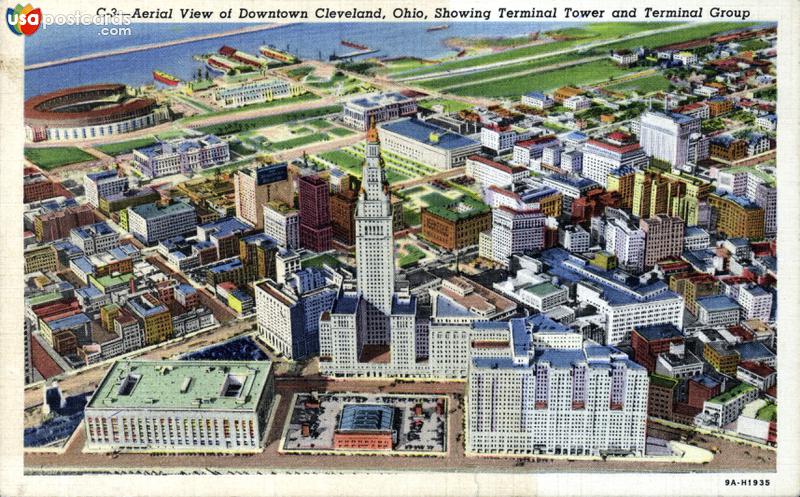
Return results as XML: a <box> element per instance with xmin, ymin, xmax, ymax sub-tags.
<box><xmin>340</xmin><ymin>39</ymin><xmax>369</xmax><ymax>50</ymax></box>
<box><xmin>259</xmin><ymin>45</ymin><xmax>298</xmax><ymax>64</ymax></box>
<box><xmin>426</xmin><ymin>24</ymin><xmax>449</xmax><ymax>32</ymax></box>
<box><xmin>152</xmin><ymin>70</ymin><xmax>181</xmax><ymax>86</ymax></box>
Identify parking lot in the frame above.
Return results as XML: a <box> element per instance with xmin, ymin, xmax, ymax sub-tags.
<box><xmin>282</xmin><ymin>393</ymin><xmax>447</xmax><ymax>454</ymax></box>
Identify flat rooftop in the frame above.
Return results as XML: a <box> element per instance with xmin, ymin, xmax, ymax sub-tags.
<box><xmin>87</xmin><ymin>360</ymin><xmax>272</xmax><ymax>411</ymax></box>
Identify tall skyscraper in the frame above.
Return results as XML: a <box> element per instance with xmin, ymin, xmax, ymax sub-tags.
<box><xmin>640</xmin><ymin>215</ymin><xmax>685</xmax><ymax>268</ymax></box>
<box><xmin>298</xmin><ymin>175</ymin><xmax>332</xmax><ymax>252</ymax></box>
<box><xmin>638</xmin><ymin>111</ymin><xmax>701</xmax><ymax>168</ymax></box>
<box><xmin>356</xmin><ymin>123</ymin><xmax>396</xmax><ymax>343</ymax></box>
<box><xmin>234</xmin><ymin>163</ymin><xmax>292</xmax><ymax>229</ymax></box>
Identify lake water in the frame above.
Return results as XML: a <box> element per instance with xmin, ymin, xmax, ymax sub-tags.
<box><xmin>24</xmin><ymin>22</ymin><xmax>577</xmax><ymax>96</ymax></box>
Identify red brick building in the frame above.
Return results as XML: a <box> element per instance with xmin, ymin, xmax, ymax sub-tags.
<box><xmin>298</xmin><ymin>175</ymin><xmax>332</xmax><ymax>252</ymax></box>
<box><xmin>631</xmin><ymin>324</ymin><xmax>684</xmax><ymax>373</ymax></box>
<box><xmin>687</xmin><ymin>375</ymin><xmax>721</xmax><ymax>409</ymax></box>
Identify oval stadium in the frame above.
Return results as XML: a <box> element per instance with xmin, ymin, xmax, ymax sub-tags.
<box><xmin>24</xmin><ymin>83</ymin><xmax>169</xmax><ymax>142</ymax></box>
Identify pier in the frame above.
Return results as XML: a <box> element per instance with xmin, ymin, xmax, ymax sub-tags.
<box><xmin>25</xmin><ymin>24</ymin><xmax>291</xmax><ymax>71</ymax></box>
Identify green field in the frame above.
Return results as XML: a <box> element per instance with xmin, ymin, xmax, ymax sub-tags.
<box><xmin>403</xmin><ymin>208</ymin><xmax>421</xmax><ymax>227</ymax></box>
<box><xmin>329</xmin><ymin>127</ymin><xmax>356</xmax><ymax>137</ymax></box>
<box><xmin>416</xmin><ymin>98</ymin><xmax>474</xmax><ymax>112</ymax></box>
<box><xmin>317</xmin><ymin>150</ymin><xmax>363</xmax><ymax>174</ymax></box>
<box><xmin>385</xmin><ymin>169</ymin><xmax>410</xmax><ymax>184</ymax></box>
<box><xmin>181</xmin><ymin>93</ymin><xmax>320</xmax><ymax>123</ymax></box>
<box><xmin>24</xmin><ymin>147</ymin><xmax>95</xmax><ymax>169</ymax></box>
<box><xmin>95</xmin><ymin>137</ymin><xmax>158</xmax><ymax>156</ymax></box>
<box><xmin>449</xmin><ymin>59</ymin><xmax>631</xmax><ymax>98</ymax></box>
<box><xmin>395</xmin><ymin>22</ymin><xmax>681</xmax><ymax>78</ymax></box>
<box><xmin>269</xmin><ymin>132</ymin><xmax>329</xmax><ymax>151</ymax></box>
<box><xmin>195</xmin><ymin>105</ymin><xmax>342</xmax><ymax>135</ymax></box>
<box><xmin>308</xmin><ymin>118</ymin><xmax>332</xmax><ymax>129</ymax></box>
<box><xmin>606</xmin><ymin>74</ymin><xmax>672</xmax><ymax>94</ymax></box>
<box><xmin>398</xmin><ymin>245</ymin><xmax>426</xmax><ymax>268</ymax></box>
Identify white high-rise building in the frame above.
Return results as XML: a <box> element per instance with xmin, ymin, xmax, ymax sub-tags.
<box><xmin>467</xmin><ymin>317</ymin><xmax>649</xmax><ymax>456</ymax></box>
<box><xmin>84</xmin><ymin>170</ymin><xmax>129</xmax><ymax>208</ymax></box>
<box><xmin>356</xmin><ymin>125</ymin><xmax>396</xmax><ymax>343</ymax></box>
<box><xmin>639</xmin><ymin>111</ymin><xmax>701</xmax><ymax>167</ymax></box>
<box><xmin>582</xmin><ymin>133</ymin><xmax>648</xmax><ymax>188</ymax></box>
<box><xmin>605</xmin><ymin>219</ymin><xmax>645</xmax><ymax>272</ymax></box>
<box><xmin>263</xmin><ymin>202</ymin><xmax>300</xmax><ymax>249</ymax></box>
<box><xmin>490</xmin><ymin>207</ymin><xmax>545</xmax><ymax>266</ymax></box>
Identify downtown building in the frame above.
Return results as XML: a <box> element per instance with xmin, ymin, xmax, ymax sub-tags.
<box><xmin>298</xmin><ymin>175</ymin><xmax>332</xmax><ymax>253</ymax></box>
<box><xmin>640</xmin><ymin>215</ymin><xmax>685</xmax><ymax>268</ymax></box>
<box><xmin>263</xmin><ymin>202</ymin><xmax>300</xmax><ymax>250</ymax></box>
<box><xmin>255</xmin><ymin>268</ymin><xmax>339</xmax><ymax>360</ymax></box>
<box><xmin>126</xmin><ymin>201</ymin><xmax>197</xmax><ymax>246</ymax></box>
<box><xmin>378</xmin><ymin>118</ymin><xmax>481</xmax><ymax>170</ymax></box>
<box><xmin>84</xmin><ymin>169</ymin><xmax>129</xmax><ymax>208</ymax></box>
<box><xmin>582</xmin><ymin>133</ymin><xmax>649</xmax><ymax>188</ymax></box>
<box><xmin>342</xmin><ymin>92</ymin><xmax>417</xmax><ymax>131</ymax></box>
<box><xmin>488</xmin><ymin>207</ymin><xmax>545</xmax><ymax>267</ymax></box>
<box><xmin>233</xmin><ymin>163</ymin><xmax>293</xmax><ymax>229</ymax></box>
<box><xmin>133</xmin><ymin>135</ymin><xmax>230</xmax><ymax>179</ymax></box>
<box><xmin>638</xmin><ymin>111</ymin><xmax>701</xmax><ymax>168</ymax></box>
<box><xmin>84</xmin><ymin>360</ymin><xmax>275</xmax><ymax>453</ymax></box>
<box><xmin>466</xmin><ymin>318</ymin><xmax>649</xmax><ymax>456</ymax></box>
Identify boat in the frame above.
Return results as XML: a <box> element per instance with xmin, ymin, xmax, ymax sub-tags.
<box><xmin>259</xmin><ymin>45</ymin><xmax>297</xmax><ymax>64</ymax></box>
<box><xmin>340</xmin><ymin>39</ymin><xmax>369</xmax><ymax>50</ymax></box>
<box><xmin>152</xmin><ymin>70</ymin><xmax>180</xmax><ymax>86</ymax></box>
<box><xmin>426</xmin><ymin>24</ymin><xmax>449</xmax><ymax>32</ymax></box>
<box><xmin>219</xmin><ymin>45</ymin><xmax>266</xmax><ymax>68</ymax></box>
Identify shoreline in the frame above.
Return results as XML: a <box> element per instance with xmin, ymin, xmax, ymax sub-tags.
<box><xmin>25</xmin><ymin>23</ymin><xmax>294</xmax><ymax>71</ymax></box>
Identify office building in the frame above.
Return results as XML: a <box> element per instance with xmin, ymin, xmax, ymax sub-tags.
<box><xmin>480</xmin><ymin>124</ymin><xmax>532</xmax><ymax>154</ymax></box>
<box><xmin>490</xmin><ymin>207</ymin><xmax>545</xmax><ymax>266</ymax></box>
<box><xmin>605</xmin><ymin>219</ymin><xmax>645</xmax><ymax>272</ymax></box>
<box><xmin>128</xmin><ymin>293</ymin><xmax>174</xmax><ymax>346</ymax></box>
<box><xmin>378</xmin><ymin>118</ymin><xmax>481</xmax><ymax>170</ymax></box>
<box><xmin>84</xmin><ymin>169</ymin><xmax>129</xmax><ymax>208</ymax></box>
<box><xmin>70</xmin><ymin>222</ymin><xmax>120</xmax><ymax>256</ymax></box>
<box><xmin>298</xmin><ymin>175</ymin><xmax>332</xmax><ymax>252</ymax></box>
<box><xmin>640</xmin><ymin>215</ymin><xmax>684</xmax><ymax>268</ymax></box>
<box><xmin>255</xmin><ymin>268</ymin><xmax>338</xmax><ymax>360</ymax></box>
<box><xmin>233</xmin><ymin>163</ymin><xmax>293</xmax><ymax>229</ymax></box>
<box><xmin>84</xmin><ymin>360</ymin><xmax>275</xmax><ymax>452</ymax></box>
<box><xmin>421</xmin><ymin>197</ymin><xmax>491</xmax><ymax>251</ymax></box>
<box><xmin>34</xmin><ymin>204</ymin><xmax>96</xmax><ymax>242</ymax></box>
<box><xmin>467</xmin><ymin>322</ymin><xmax>648</xmax><ymax>456</ymax></box>
<box><xmin>638</xmin><ymin>111</ymin><xmax>700</xmax><ymax>167</ymax></box>
<box><xmin>330</xmin><ymin>175</ymin><xmax>360</xmax><ymax>247</ymax></box>
<box><xmin>582</xmin><ymin>133</ymin><xmax>648</xmax><ymax>188</ymax></box>
<box><xmin>127</xmin><ymin>202</ymin><xmax>197</xmax><ymax>245</ymax></box>
<box><xmin>632</xmin><ymin>169</ymin><xmax>712</xmax><ymax>226</ymax></box>
<box><xmin>214</xmin><ymin>78</ymin><xmax>294</xmax><ymax>107</ymax></box>
<box><xmin>133</xmin><ymin>135</ymin><xmax>229</xmax><ymax>178</ymax></box>
<box><xmin>264</xmin><ymin>202</ymin><xmax>300</xmax><ymax>250</ymax></box>
<box><xmin>342</xmin><ymin>92</ymin><xmax>417</xmax><ymax>131</ymax></box>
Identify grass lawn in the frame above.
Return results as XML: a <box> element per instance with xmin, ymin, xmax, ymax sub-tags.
<box><xmin>95</xmin><ymin>137</ymin><xmax>158</xmax><ymax>156</ymax></box>
<box><xmin>606</xmin><ymin>74</ymin><xmax>671</xmax><ymax>94</ymax></box>
<box><xmin>449</xmin><ymin>59</ymin><xmax>632</xmax><ymax>98</ymax></box>
<box><xmin>195</xmin><ymin>105</ymin><xmax>342</xmax><ymax>136</ymax></box>
<box><xmin>329</xmin><ymin>127</ymin><xmax>356</xmax><ymax>137</ymax></box>
<box><xmin>385</xmin><ymin>169</ymin><xmax>410</xmax><ymax>184</ymax></box>
<box><xmin>403</xmin><ymin>208</ymin><xmax>421</xmax><ymax>226</ymax></box>
<box><xmin>268</xmin><ymin>132</ymin><xmax>329</xmax><ymax>151</ymax></box>
<box><xmin>181</xmin><ymin>93</ymin><xmax>320</xmax><ymax>123</ymax></box>
<box><xmin>301</xmin><ymin>253</ymin><xmax>341</xmax><ymax>269</ymax></box>
<box><xmin>308</xmin><ymin>118</ymin><xmax>332</xmax><ymax>129</ymax></box>
<box><xmin>398</xmin><ymin>245</ymin><xmax>426</xmax><ymax>268</ymax></box>
<box><xmin>316</xmin><ymin>150</ymin><xmax>363</xmax><ymax>174</ymax></box>
<box><xmin>421</xmin><ymin>191</ymin><xmax>455</xmax><ymax>208</ymax></box>
<box><xmin>286</xmin><ymin>66</ymin><xmax>314</xmax><ymax>79</ymax></box>
<box><xmin>416</xmin><ymin>98</ymin><xmax>474</xmax><ymax>112</ymax></box>
<box><xmin>396</xmin><ymin>22</ymin><xmax>681</xmax><ymax>78</ymax></box>
<box><xmin>24</xmin><ymin>147</ymin><xmax>95</xmax><ymax>169</ymax></box>
<box><xmin>156</xmin><ymin>129</ymin><xmax>188</xmax><ymax>140</ymax></box>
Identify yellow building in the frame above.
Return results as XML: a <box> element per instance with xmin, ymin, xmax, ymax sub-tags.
<box><xmin>538</xmin><ymin>191</ymin><xmax>563</xmax><ymax>219</ymax></box>
<box><xmin>607</xmin><ymin>169</ymin><xmax>636</xmax><ymax>209</ymax></box>
<box><xmin>704</xmin><ymin>341</ymin><xmax>740</xmax><ymax>375</ymax></box>
<box><xmin>632</xmin><ymin>169</ymin><xmax>712</xmax><ymax>226</ymax></box>
<box><xmin>708</xmin><ymin>193</ymin><xmax>765</xmax><ymax>240</ymax></box>
<box><xmin>24</xmin><ymin>244</ymin><xmax>57</xmax><ymax>274</ymax></box>
<box><xmin>129</xmin><ymin>294</ymin><xmax>174</xmax><ymax>346</ymax></box>
<box><xmin>590</xmin><ymin>251</ymin><xmax>617</xmax><ymax>271</ymax></box>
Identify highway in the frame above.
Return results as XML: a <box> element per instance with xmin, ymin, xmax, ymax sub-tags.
<box><xmin>25</xmin><ymin>24</ymin><xmax>290</xmax><ymax>71</ymax></box>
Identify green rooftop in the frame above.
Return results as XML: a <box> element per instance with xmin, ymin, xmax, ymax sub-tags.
<box><xmin>27</xmin><ymin>291</ymin><xmax>63</xmax><ymax>307</ymax></box>
<box><xmin>87</xmin><ymin>360</ymin><xmax>272</xmax><ymax>411</ymax></box>
<box><xmin>91</xmin><ymin>272</ymin><xmax>134</xmax><ymax>290</ymax></box>
<box><xmin>650</xmin><ymin>374</ymin><xmax>679</xmax><ymax>390</ymax></box>
<box><xmin>725</xmin><ymin>166</ymin><xmax>775</xmax><ymax>188</ymax></box>
<box><xmin>756</xmin><ymin>402</ymin><xmax>776</xmax><ymax>422</ymax></box>
<box><xmin>708</xmin><ymin>382</ymin><xmax>756</xmax><ymax>405</ymax></box>
<box><xmin>523</xmin><ymin>282</ymin><xmax>563</xmax><ymax>298</ymax></box>
<box><xmin>425</xmin><ymin>195</ymin><xmax>489</xmax><ymax>222</ymax></box>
